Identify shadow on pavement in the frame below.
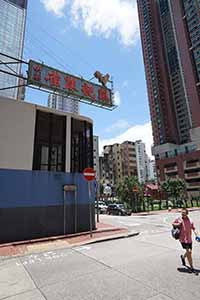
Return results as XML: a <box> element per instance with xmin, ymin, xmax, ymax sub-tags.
<box><xmin>177</xmin><ymin>267</ymin><xmax>200</xmax><ymax>275</ymax></box>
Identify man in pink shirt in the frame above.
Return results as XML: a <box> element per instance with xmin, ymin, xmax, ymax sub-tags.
<box><xmin>173</xmin><ymin>208</ymin><xmax>198</xmax><ymax>271</ymax></box>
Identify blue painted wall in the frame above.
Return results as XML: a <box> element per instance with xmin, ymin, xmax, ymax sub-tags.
<box><xmin>0</xmin><ymin>169</ymin><xmax>95</xmax><ymax>208</ymax></box>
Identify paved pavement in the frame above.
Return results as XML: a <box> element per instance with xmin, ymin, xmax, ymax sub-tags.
<box><xmin>0</xmin><ymin>209</ymin><xmax>200</xmax><ymax>300</ymax></box>
<box><xmin>0</xmin><ymin>221</ymin><xmax>135</xmax><ymax>258</ymax></box>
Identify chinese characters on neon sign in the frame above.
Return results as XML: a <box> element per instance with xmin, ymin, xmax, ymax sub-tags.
<box><xmin>28</xmin><ymin>60</ymin><xmax>113</xmax><ymax>108</ymax></box>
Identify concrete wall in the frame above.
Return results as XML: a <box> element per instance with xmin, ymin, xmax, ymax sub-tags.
<box><xmin>0</xmin><ymin>98</ymin><xmax>35</xmax><ymax>170</ymax></box>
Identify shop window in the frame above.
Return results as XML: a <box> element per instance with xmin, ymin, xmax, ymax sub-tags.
<box><xmin>33</xmin><ymin>111</ymin><xmax>66</xmax><ymax>172</ymax></box>
<box><xmin>71</xmin><ymin>118</ymin><xmax>93</xmax><ymax>172</ymax></box>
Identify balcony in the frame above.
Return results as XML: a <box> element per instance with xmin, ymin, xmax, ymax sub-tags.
<box><xmin>184</xmin><ymin>161</ymin><xmax>200</xmax><ymax>170</ymax></box>
<box><xmin>187</xmin><ymin>181</ymin><xmax>200</xmax><ymax>189</ymax></box>
<box><xmin>165</xmin><ymin>166</ymin><xmax>178</xmax><ymax>173</ymax></box>
<box><xmin>166</xmin><ymin>174</ymin><xmax>178</xmax><ymax>179</ymax></box>
<box><xmin>185</xmin><ymin>172</ymin><xmax>200</xmax><ymax>179</ymax></box>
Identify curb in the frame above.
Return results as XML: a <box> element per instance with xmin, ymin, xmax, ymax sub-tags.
<box><xmin>0</xmin><ymin>231</ymin><xmax>140</xmax><ymax>261</ymax></box>
<box><xmin>75</xmin><ymin>231</ymin><xmax>140</xmax><ymax>246</ymax></box>
<box><xmin>0</xmin><ymin>227</ymin><xmax>127</xmax><ymax>248</ymax></box>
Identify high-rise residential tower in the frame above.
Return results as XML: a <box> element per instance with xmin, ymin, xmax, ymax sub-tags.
<box><xmin>135</xmin><ymin>140</ymin><xmax>149</xmax><ymax>183</ymax></box>
<box><xmin>48</xmin><ymin>94</ymin><xmax>79</xmax><ymax>114</ymax></box>
<box><xmin>0</xmin><ymin>0</ymin><xmax>27</xmax><ymax>99</ymax></box>
<box><xmin>137</xmin><ymin>0</ymin><xmax>200</xmax><ymax>197</ymax></box>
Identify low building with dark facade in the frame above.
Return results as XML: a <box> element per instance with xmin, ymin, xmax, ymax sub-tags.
<box><xmin>0</xmin><ymin>96</ymin><xmax>95</xmax><ymax>243</ymax></box>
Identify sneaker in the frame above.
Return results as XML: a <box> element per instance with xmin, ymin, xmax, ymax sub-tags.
<box><xmin>180</xmin><ymin>255</ymin><xmax>186</xmax><ymax>266</ymax></box>
<box><xmin>187</xmin><ymin>268</ymin><xmax>193</xmax><ymax>273</ymax></box>
<box><xmin>191</xmin><ymin>268</ymin><xmax>198</xmax><ymax>274</ymax></box>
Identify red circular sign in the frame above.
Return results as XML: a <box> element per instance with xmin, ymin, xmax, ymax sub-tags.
<box><xmin>83</xmin><ymin>167</ymin><xmax>96</xmax><ymax>181</ymax></box>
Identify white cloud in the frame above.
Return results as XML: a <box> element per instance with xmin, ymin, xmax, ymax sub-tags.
<box><xmin>99</xmin><ymin>122</ymin><xmax>154</xmax><ymax>158</ymax></box>
<box><xmin>40</xmin><ymin>0</ymin><xmax>67</xmax><ymax>16</ymax></box>
<box><xmin>105</xmin><ymin>119</ymin><xmax>130</xmax><ymax>133</ymax></box>
<box><xmin>114</xmin><ymin>90</ymin><xmax>121</xmax><ymax>106</ymax></box>
<box><xmin>71</xmin><ymin>0</ymin><xmax>139</xmax><ymax>46</ymax></box>
<box><xmin>41</xmin><ymin>0</ymin><xmax>139</xmax><ymax>46</ymax></box>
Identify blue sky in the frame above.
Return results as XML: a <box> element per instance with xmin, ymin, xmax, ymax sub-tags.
<box><xmin>24</xmin><ymin>0</ymin><xmax>153</xmax><ymax>156</ymax></box>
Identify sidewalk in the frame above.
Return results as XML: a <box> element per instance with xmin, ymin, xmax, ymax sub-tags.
<box><xmin>0</xmin><ymin>222</ymin><xmax>139</xmax><ymax>258</ymax></box>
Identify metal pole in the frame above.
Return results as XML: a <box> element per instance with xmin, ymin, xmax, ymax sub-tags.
<box><xmin>0</xmin><ymin>68</ymin><xmax>27</xmax><ymax>79</ymax></box>
<box><xmin>134</xmin><ymin>192</ymin><xmax>137</xmax><ymax>213</ymax></box>
<box><xmin>73</xmin><ymin>173</ymin><xmax>77</xmax><ymax>234</ymax></box>
<box><xmin>97</xmin><ymin>183</ymin><xmax>99</xmax><ymax>223</ymax></box>
<box><xmin>97</xmin><ymin>195</ymin><xmax>99</xmax><ymax>223</ymax></box>
<box><xmin>63</xmin><ymin>190</ymin><xmax>66</xmax><ymax>235</ymax></box>
<box><xmin>0</xmin><ymin>51</ymin><xmax>28</xmax><ymax>64</ymax></box>
<box><xmin>0</xmin><ymin>84</ymin><xmax>27</xmax><ymax>91</ymax></box>
<box><xmin>88</xmin><ymin>181</ymin><xmax>93</xmax><ymax>237</ymax></box>
<box><xmin>74</xmin><ymin>189</ymin><xmax>77</xmax><ymax>233</ymax></box>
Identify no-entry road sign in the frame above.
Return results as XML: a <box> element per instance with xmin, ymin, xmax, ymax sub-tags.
<box><xmin>83</xmin><ymin>168</ymin><xmax>95</xmax><ymax>181</ymax></box>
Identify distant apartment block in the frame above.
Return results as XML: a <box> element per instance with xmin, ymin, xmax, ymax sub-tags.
<box><xmin>121</xmin><ymin>141</ymin><xmax>138</xmax><ymax>178</ymax></box>
<box><xmin>93</xmin><ymin>135</ymin><xmax>100</xmax><ymax>183</ymax></box>
<box><xmin>135</xmin><ymin>140</ymin><xmax>156</xmax><ymax>183</ymax></box>
<box><xmin>101</xmin><ymin>143</ymin><xmax>121</xmax><ymax>190</ymax></box>
<box><xmin>135</xmin><ymin>140</ymin><xmax>148</xmax><ymax>183</ymax></box>
<box><xmin>148</xmin><ymin>160</ymin><xmax>157</xmax><ymax>182</ymax></box>
<box><xmin>100</xmin><ymin>141</ymin><xmax>137</xmax><ymax>191</ymax></box>
<box><xmin>48</xmin><ymin>94</ymin><xmax>79</xmax><ymax>114</ymax></box>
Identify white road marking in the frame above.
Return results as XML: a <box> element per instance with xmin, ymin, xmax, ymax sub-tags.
<box><xmin>118</xmin><ymin>221</ymin><xmax>140</xmax><ymax>227</ymax></box>
<box><xmin>139</xmin><ymin>228</ymin><xmax>169</xmax><ymax>237</ymax></box>
<box><xmin>74</xmin><ymin>246</ymin><xmax>91</xmax><ymax>251</ymax></box>
<box><xmin>16</xmin><ymin>251</ymin><xmax>70</xmax><ymax>267</ymax></box>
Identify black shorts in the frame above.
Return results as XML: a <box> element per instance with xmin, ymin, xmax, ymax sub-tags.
<box><xmin>181</xmin><ymin>243</ymin><xmax>192</xmax><ymax>250</ymax></box>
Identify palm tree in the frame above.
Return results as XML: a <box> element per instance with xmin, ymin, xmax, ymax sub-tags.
<box><xmin>161</xmin><ymin>178</ymin><xmax>186</xmax><ymax>208</ymax></box>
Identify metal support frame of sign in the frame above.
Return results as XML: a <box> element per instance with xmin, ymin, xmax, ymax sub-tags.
<box><xmin>0</xmin><ymin>52</ymin><xmax>117</xmax><ymax>111</ymax></box>
<box><xmin>0</xmin><ymin>52</ymin><xmax>28</xmax><ymax>91</ymax></box>
<box><xmin>83</xmin><ymin>168</ymin><xmax>96</xmax><ymax>238</ymax></box>
<box><xmin>88</xmin><ymin>181</ymin><xmax>93</xmax><ymax>238</ymax></box>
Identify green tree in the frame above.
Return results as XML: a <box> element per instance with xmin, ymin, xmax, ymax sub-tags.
<box><xmin>116</xmin><ymin>176</ymin><xmax>143</xmax><ymax>212</ymax></box>
<box><xmin>161</xmin><ymin>178</ymin><xmax>186</xmax><ymax>208</ymax></box>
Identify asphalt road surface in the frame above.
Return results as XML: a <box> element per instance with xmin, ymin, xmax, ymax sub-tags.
<box><xmin>1</xmin><ymin>210</ymin><xmax>200</xmax><ymax>300</ymax></box>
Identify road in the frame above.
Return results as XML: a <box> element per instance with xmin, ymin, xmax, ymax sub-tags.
<box><xmin>0</xmin><ymin>210</ymin><xmax>200</xmax><ymax>300</ymax></box>
<box><xmin>100</xmin><ymin>209</ymin><xmax>200</xmax><ymax>236</ymax></box>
